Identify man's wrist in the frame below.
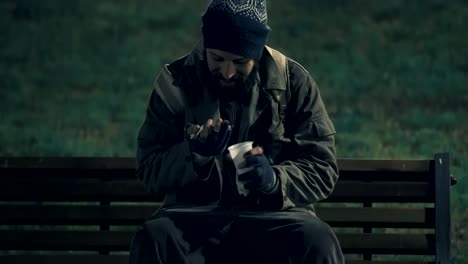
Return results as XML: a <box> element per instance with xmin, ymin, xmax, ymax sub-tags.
<box><xmin>262</xmin><ymin>169</ymin><xmax>280</xmax><ymax>194</ymax></box>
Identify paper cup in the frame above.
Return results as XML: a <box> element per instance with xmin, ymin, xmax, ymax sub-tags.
<box><xmin>228</xmin><ymin>141</ymin><xmax>254</xmax><ymax>196</ymax></box>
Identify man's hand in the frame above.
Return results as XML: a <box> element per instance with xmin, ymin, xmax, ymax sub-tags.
<box><xmin>187</xmin><ymin>118</ymin><xmax>232</xmax><ymax>157</ymax></box>
<box><xmin>238</xmin><ymin>147</ymin><xmax>277</xmax><ymax>193</ymax></box>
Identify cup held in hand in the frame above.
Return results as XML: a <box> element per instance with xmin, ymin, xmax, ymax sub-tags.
<box><xmin>227</xmin><ymin>141</ymin><xmax>254</xmax><ymax>196</ymax></box>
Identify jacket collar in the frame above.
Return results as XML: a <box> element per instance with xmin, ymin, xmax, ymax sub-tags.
<box><xmin>259</xmin><ymin>47</ymin><xmax>287</xmax><ymax>92</ymax></box>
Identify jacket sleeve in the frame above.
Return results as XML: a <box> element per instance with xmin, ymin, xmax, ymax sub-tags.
<box><xmin>267</xmin><ymin>59</ymin><xmax>338</xmax><ymax>209</ymax></box>
<box><xmin>136</xmin><ymin>68</ymin><xmax>198</xmax><ymax>200</ymax></box>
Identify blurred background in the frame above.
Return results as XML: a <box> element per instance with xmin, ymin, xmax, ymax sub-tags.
<box><xmin>0</xmin><ymin>0</ymin><xmax>466</xmax><ymax>262</ymax></box>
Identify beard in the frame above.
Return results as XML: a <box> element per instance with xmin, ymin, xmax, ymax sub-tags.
<box><xmin>204</xmin><ymin>63</ymin><xmax>259</xmax><ymax>105</ymax></box>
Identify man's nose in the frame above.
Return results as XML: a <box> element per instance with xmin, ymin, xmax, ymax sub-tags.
<box><xmin>221</xmin><ymin>62</ymin><xmax>236</xmax><ymax>80</ymax></box>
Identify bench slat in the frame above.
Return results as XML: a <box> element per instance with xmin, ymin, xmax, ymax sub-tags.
<box><xmin>0</xmin><ymin>204</ymin><xmax>157</xmax><ymax>225</ymax></box>
<box><xmin>1</xmin><ymin>167</ymin><xmax>432</xmax><ymax>182</ymax></box>
<box><xmin>0</xmin><ymin>157</ymin><xmax>430</xmax><ymax>172</ymax></box>
<box><xmin>346</xmin><ymin>262</ymin><xmax>433</xmax><ymax>264</ymax></box>
<box><xmin>0</xmin><ymin>168</ymin><xmax>136</xmax><ymax>179</ymax></box>
<box><xmin>328</xmin><ymin>182</ymin><xmax>432</xmax><ymax>202</ymax></box>
<box><xmin>317</xmin><ymin>207</ymin><xmax>434</xmax><ymax>227</ymax></box>
<box><xmin>0</xmin><ymin>255</ymin><xmax>434</xmax><ymax>264</ymax></box>
<box><xmin>0</xmin><ymin>255</ymin><xmax>128</xmax><ymax>264</ymax></box>
<box><xmin>339</xmin><ymin>234</ymin><xmax>434</xmax><ymax>254</ymax></box>
<box><xmin>0</xmin><ymin>180</ymin><xmax>149</xmax><ymax>202</ymax></box>
<box><xmin>0</xmin><ymin>231</ymin><xmax>132</xmax><ymax>251</ymax></box>
<box><xmin>0</xmin><ymin>205</ymin><xmax>434</xmax><ymax>228</ymax></box>
<box><xmin>0</xmin><ymin>180</ymin><xmax>432</xmax><ymax>202</ymax></box>
<box><xmin>337</xmin><ymin>159</ymin><xmax>430</xmax><ymax>172</ymax></box>
<box><xmin>0</xmin><ymin>231</ymin><xmax>434</xmax><ymax>254</ymax></box>
<box><xmin>0</xmin><ymin>157</ymin><xmax>136</xmax><ymax>169</ymax></box>
<box><xmin>338</xmin><ymin>171</ymin><xmax>431</xmax><ymax>182</ymax></box>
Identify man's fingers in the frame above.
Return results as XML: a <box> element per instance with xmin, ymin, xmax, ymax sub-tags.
<box><xmin>214</xmin><ymin>118</ymin><xmax>223</xmax><ymax>132</ymax></box>
<box><xmin>186</xmin><ymin>125</ymin><xmax>201</xmax><ymax>135</ymax></box>
<box><xmin>199</xmin><ymin>119</ymin><xmax>213</xmax><ymax>139</ymax></box>
<box><xmin>205</xmin><ymin>119</ymin><xmax>213</xmax><ymax>126</ymax></box>
<box><xmin>244</xmin><ymin>146</ymin><xmax>263</xmax><ymax>158</ymax></box>
<box><xmin>251</xmin><ymin>147</ymin><xmax>263</xmax><ymax>155</ymax></box>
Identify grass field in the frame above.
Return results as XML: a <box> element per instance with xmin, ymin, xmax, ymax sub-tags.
<box><xmin>1</xmin><ymin>0</ymin><xmax>467</xmax><ymax>262</ymax></box>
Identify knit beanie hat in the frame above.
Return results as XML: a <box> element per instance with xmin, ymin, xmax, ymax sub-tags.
<box><xmin>202</xmin><ymin>0</ymin><xmax>271</xmax><ymax>61</ymax></box>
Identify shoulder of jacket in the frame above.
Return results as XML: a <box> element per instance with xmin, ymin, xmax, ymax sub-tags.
<box><xmin>286</xmin><ymin>58</ymin><xmax>318</xmax><ymax>95</ymax></box>
<box><xmin>153</xmin><ymin>64</ymin><xmax>186</xmax><ymax>115</ymax></box>
<box><xmin>287</xmin><ymin>58</ymin><xmax>310</xmax><ymax>76</ymax></box>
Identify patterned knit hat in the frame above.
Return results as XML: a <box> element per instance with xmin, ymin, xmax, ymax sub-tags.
<box><xmin>202</xmin><ymin>0</ymin><xmax>271</xmax><ymax>61</ymax></box>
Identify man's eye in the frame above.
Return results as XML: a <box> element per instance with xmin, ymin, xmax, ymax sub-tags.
<box><xmin>234</xmin><ymin>61</ymin><xmax>248</xmax><ymax>65</ymax></box>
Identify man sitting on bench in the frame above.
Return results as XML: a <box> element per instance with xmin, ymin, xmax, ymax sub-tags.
<box><xmin>129</xmin><ymin>0</ymin><xmax>344</xmax><ymax>263</ymax></box>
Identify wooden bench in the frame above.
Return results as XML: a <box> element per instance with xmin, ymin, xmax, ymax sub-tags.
<box><xmin>0</xmin><ymin>153</ymin><xmax>454</xmax><ymax>264</ymax></box>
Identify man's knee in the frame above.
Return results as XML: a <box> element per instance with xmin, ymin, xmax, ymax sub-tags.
<box><xmin>129</xmin><ymin>226</ymin><xmax>156</xmax><ymax>264</ymax></box>
<box><xmin>301</xmin><ymin>217</ymin><xmax>337</xmax><ymax>247</ymax></box>
<box><xmin>144</xmin><ymin>217</ymin><xmax>178</xmax><ymax>241</ymax></box>
<box><xmin>129</xmin><ymin>217</ymin><xmax>190</xmax><ymax>264</ymax></box>
<box><xmin>299</xmin><ymin>217</ymin><xmax>344</xmax><ymax>263</ymax></box>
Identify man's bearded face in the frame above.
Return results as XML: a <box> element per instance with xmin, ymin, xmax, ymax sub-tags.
<box><xmin>206</xmin><ymin>48</ymin><xmax>256</xmax><ymax>91</ymax></box>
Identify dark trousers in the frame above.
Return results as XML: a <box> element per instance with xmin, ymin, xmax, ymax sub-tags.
<box><xmin>129</xmin><ymin>208</ymin><xmax>344</xmax><ymax>264</ymax></box>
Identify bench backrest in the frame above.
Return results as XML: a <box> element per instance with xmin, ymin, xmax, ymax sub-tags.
<box><xmin>0</xmin><ymin>153</ymin><xmax>452</xmax><ymax>264</ymax></box>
